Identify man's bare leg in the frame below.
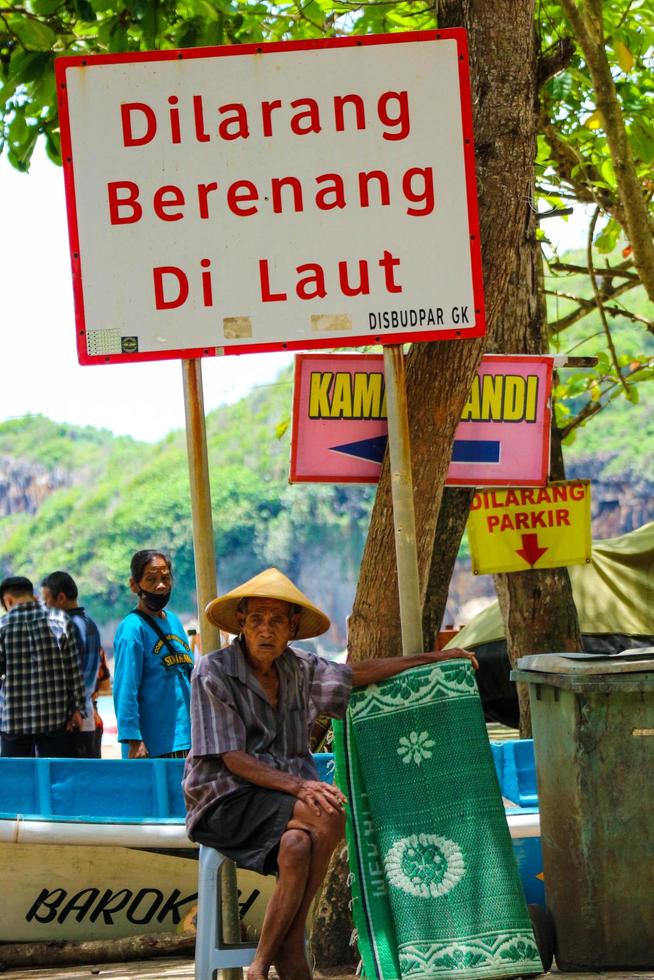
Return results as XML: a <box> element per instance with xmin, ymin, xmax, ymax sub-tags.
<box><xmin>273</xmin><ymin>801</ymin><xmax>346</xmax><ymax>980</ymax></box>
<box><xmin>247</xmin><ymin>829</ymin><xmax>312</xmax><ymax>980</ymax></box>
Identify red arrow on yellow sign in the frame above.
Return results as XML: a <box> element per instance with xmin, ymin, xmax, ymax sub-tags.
<box><xmin>515</xmin><ymin>533</ymin><xmax>548</xmax><ymax>567</ymax></box>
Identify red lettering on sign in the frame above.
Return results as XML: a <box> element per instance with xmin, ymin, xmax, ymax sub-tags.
<box><xmin>297</xmin><ymin>263</ymin><xmax>327</xmax><ymax>300</ymax></box>
<box><xmin>153</xmin><ymin>185</ymin><xmax>185</xmax><ymax>222</ymax></box>
<box><xmin>378</xmin><ymin>91</ymin><xmax>410</xmax><ymax>140</ymax></box>
<box><xmin>259</xmin><ymin>260</ymin><xmax>288</xmax><ymax>303</ymax></box>
<box><xmin>120</xmin><ymin>102</ymin><xmax>156</xmax><ymax>146</ymax></box>
<box><xmin>290</xmin><ymin>97</ymin><xmax>321</xmax><ymax>135</ymax></box>
<box><xmin>339</xmin><ymin>260</ymin><xmax>370</xmax><ymax>297</ymax></box>
<box><xmin>218</xmin><ymin>103</ymin><xmax>249</xmax><ymax>141</ymax></box>
<box><xmin>198</xmin><ymin>182</ymin><xmax>219</xmax><ymax>219</ymax></box>
<box><xmin>379</xmin><ymin>250</ymin><xmax>403</xmax><ymax>293</ymax></box>
<box><xmin>261</xmin><ymin>99</ymin><xmax>282</xmax><ymax>137</ymax></box>
<box><xmin>193</xmin><ymin>94</ymin><xmax>210</xmax><ymax>142</ymax></box>
<box><xmin>227</xmin><ymin>180</ymin><xmax>259</xmax><ymax>216</ymax></box>
<box><xmin>107</xmin><ymin>181</ymin><xmax>142</xmax><ymax>225</ymax></box>
<box><xmin>153</xmin><ymin>266</ymin><xmax>189</xmax><ymax>310</ymax></box>
<box><xmin>316</xmin><ymin>173</ymin><xmax>346</xmax><ymax>211</ymax></box>
<box><xmin>404</xmin><ymin>167</ymin><xmax>434</xmax><ymax>216</ymax></box>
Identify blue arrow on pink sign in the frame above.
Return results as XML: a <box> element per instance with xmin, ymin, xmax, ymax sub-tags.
<box><xmin>290</xmin><ymin>353</ymin><xmax>552</xmax><ymax>486</ymax></box>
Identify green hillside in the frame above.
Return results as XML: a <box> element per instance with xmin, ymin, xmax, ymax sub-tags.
<box><xmin>0</xmin><ymin>378</ymin><xmax>374</xmax><ymax>645</ymax></box>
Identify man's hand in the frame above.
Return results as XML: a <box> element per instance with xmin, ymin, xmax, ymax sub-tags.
<box><xmin>429</xmin><ymin>648</ymin><xmax>479</xmax><ymax>670</ymax></box>
<box><xmin>128</xmin><ymin>739</ymin><xmax>148</xmax><ymax>759</ymax></box>
<box><xmin>295</xmin><ymin>779</ymin><xmax>347</xmax><ymax>817</ymax></box>
<box><xmin>66</xmin><ymin>710</ymin><xmax>83</xmax><ymax>732</ymax></box>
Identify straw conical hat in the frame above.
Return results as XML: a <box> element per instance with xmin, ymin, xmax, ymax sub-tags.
<box><xmin>205</xmin><ymin>567</ymin><xmax>330</xmax><ymax>640</ymax></box>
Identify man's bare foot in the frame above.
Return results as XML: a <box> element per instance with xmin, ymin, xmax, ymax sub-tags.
<box><xmin>246</xmin><ymin>960</ymin><xmax>270</xmax><ymax>980</ymax></box>
<box><xmin>273</xmin><ymin>944</ymin><xmax>312</xmax><ymax>980</ymax></box>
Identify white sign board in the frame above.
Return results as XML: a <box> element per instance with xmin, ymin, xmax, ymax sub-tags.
<box><xmin>56</xmin><ymin>32</ymin><xmax>484</xmax><ymax>364</ymax></box>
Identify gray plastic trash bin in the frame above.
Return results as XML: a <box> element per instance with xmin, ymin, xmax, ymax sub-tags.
<box><xmin>511</xmin><ymin>650</ymin><xmax>654</xmax><ymax>971</ymax></box>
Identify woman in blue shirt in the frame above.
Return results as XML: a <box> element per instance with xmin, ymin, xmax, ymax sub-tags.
<box><xmin>113</xmin><ymin>550</ymin><xmax>193</xmax><ymax>759</ymax></box>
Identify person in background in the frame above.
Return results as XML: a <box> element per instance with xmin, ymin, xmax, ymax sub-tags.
<box><xmin>113</xmin><ymin>550</ymin><xmax>193</xmax><ymax>759</ymax></box>
<box><xmin>92</xmin><ymin>646</ymin><xmax>112</xmax><ymax>757</ymax></box>
<box><xmin>42</xmin><ymin>570</ymin><xmax>104</xmax><ymax>758</ymax></box>
<box><xmin>0</xmin><ymin>576</ymin><xmax>85</xmax><ymax>758</ymax></box>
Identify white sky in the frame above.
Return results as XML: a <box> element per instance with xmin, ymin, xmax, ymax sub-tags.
<box><xmin>0</xmin><ymin>148</ymin><xmax>588</xmax><ymax>443</ymax></box>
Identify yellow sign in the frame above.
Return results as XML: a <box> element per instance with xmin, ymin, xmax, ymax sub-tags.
<box><xmin>467</xmin><ymin>480</ymin><xmax>592</xmax><ymax>574</ymax></box>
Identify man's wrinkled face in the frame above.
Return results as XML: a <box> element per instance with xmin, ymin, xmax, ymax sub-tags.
<box><xmin>237</xmin><ymin>597</ymin><xmax>298</xmax><ymax>663</ymax></box>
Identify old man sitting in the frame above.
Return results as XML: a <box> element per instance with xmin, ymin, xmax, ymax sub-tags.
<box><xmin>183</xmin><ymin>568</ymin><xmax>476</xmax><ymax>980</ymax></box>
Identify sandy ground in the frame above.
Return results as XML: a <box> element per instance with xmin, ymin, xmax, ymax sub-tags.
<box><xmin>0</xmin><ymin>960</ymin><xmax>653</xmax><ymax>980</ymax></box>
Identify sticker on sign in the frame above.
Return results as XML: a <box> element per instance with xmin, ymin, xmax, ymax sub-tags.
<box><xmin>55</xmin><ymin>32</ymin><xmax>484</xmax><ymax>364</ymax></box>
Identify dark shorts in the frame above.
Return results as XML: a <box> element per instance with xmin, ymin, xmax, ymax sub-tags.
<box><xmin>191</xmin><ymin>786</ymin><xmax>297</xmax><ymax>875</ymax></box>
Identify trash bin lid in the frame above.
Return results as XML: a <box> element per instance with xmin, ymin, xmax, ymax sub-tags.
<box><xmin>515</xmin><ymin>648</ymin><xmax>654</xmax><ymax>675</ymax></box>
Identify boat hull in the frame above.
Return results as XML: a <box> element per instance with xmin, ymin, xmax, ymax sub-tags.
<box><xmin>0</xmin><ymin>839</ymin><xmax>271</xmax><ymax>943</ymax></box>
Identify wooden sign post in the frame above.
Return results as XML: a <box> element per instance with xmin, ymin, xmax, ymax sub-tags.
<box><xmin>383</xmin><ymin>346</ymin><xmax>424</xmax><ymax>656</ymax></box>
<box><xmin>182</xmin><ymin>358</ymin><xmax>241</xmax><ymax>979</ymax></box>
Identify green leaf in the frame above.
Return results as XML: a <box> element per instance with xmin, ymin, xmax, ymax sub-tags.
<box><xmin>44</xmin><ymin>127</ymin><xmax>62</xmax><ymax>164</ymax></box>
<box><xmin>108</xmin><ymin>22</ymin><xmax>129</xmax><ymax>52</ymax></box>
<box><xmin>8</xmin><ymin>50</ymin><xmax>51</xmax><ymax>84</ymax></box>
<box><xmin>10</xmin><ymin>17</ymin><xmax>57</xmax><ymax>50</ymax></box>
<box><xmin>30</xmin><ymin>0</ymin><xmax>65</xmax><ymax>15</ymax></box>
<box><xmin>613</xmin><ymin>40</ymin><xmax>634</xmax><ymax>73</ymax></box>
<box><xmin>73</xmin><ymin>0</ymin><xmax>98</xmax><ymax>21</ymax></box>
<box><xmin>600</xmin><ymin>158</ymin><xmax>616</xmax><ymax>187</ymax></box>
<box><xmin>594</xmin><ymin>217</ymin><xmax>620</xmax><ymax>253</ymax></box>
<box><xmin>630</xmin><ymin>120</ymin><xmax>654</xmax><ymax>164</ymax></box>
<box><xmin>122</xmin><ymin>0</ymin><xmax>148</xmax><ymax>18</ymax></box>
<box><xmin>275</xmin><ymin>417</ymin><xmax>290</xmax><ymax>440</ymax></box>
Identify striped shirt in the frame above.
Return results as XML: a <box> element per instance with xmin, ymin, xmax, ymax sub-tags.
<box><xmin>183</xmin><ymin>638</ymin><xmax>352</xmax><ymax>835</ymax></box>
<box><xmin>0</xmin><ymin>601</ymin><xmax>86</xmax><ymax>736</ymax></box>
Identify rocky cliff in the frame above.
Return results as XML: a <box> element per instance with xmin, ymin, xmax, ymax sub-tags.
<box><xmin>0</xmin><ymin>455</ymin><xmax>72</xmax><ymax>518</ymax></box>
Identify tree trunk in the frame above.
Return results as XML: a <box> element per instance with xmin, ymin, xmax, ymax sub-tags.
<box><xmin>313</xmin><ymin>0</ymin><xmax>541</xmax><ymax>968</ymax></box>
<box><xmin>494</xmin><ymin>563</ymin><xmax>583</xmax><ymax>734</ymax></box>
<box><xmin>422</xmin><ymin>487</ymin><xmax>475</xmax><ymax>650</ymax></box>
<box><xmin>348</xmin><ymin>0</ymin><xmax>540</xmax><ymax>667</ymax></box>
<box><xmin>0</xmin><ymin>931</ymin><xmax>195</xmax><ymax>968</ymax></box>
<box><xmin>493</xmin><ymin>259</ymin><xmax>583</xmax><ymax>737</ymax></box>
<box><xmin>309</xmin><ymin>842</ymin><xmax>356</xmax><ymax>968</ymax></box>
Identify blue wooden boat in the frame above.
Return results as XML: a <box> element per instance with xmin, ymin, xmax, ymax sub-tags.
<box><xmin>0</xmin><ymin>744</ymin><xmax>542</xmax><ymax>943</ymax></box>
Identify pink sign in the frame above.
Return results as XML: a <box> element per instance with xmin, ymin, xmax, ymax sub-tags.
<box><xmin>290</xmin><ymin>353</ymin><xmax>552</xmax><ymax>486</ymax></box>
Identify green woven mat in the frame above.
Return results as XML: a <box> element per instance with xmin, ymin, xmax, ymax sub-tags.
<box><xmin>333</xmin><ymin>661</ymin><xmax>542</xmax><ymax>980</ymax></box>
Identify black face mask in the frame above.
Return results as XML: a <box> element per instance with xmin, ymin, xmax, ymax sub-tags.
<box><xmin>139</xmin><ymin>589</ymin><xmax>171</xmax><ymax>613</ymax></box>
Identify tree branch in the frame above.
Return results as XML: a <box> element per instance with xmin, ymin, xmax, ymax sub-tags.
<box><xmin>548</xmin><ymin>260</ymin><xmax>638</xmax><ymax>280</ymax></box>
<box><xmin>546</xmin><ymin>286</ymin><xmax>653</xmax><ymax>335</ymax></box>
<box><xmin>558</xmin><ymin>0</ymin><xmax>654</xmax><ymax>302</ymax></box>
<box><xmin>587</xmin><ymin>206</ymin><xmax>630</xmax><ymax>395</ymax></box>
<box><xmin>539</xmin><ymin>112</ymin><xmax>619</xmax><ymax>216</ymax></box>
<box><xmin>558</xmin><ymin>358</ymin><xmax>653</xmax><ymax>440</ymax></box>
<box><xmin>538</xmin><ymin>35</ymin><xmax>575</xmax><ymax>87</ymax></box>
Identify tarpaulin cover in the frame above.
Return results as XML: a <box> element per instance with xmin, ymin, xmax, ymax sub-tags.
<box><xmin>448</xmin><ymin>522</ymin><xmax>654</xmax><ymax>649</ymax></box>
